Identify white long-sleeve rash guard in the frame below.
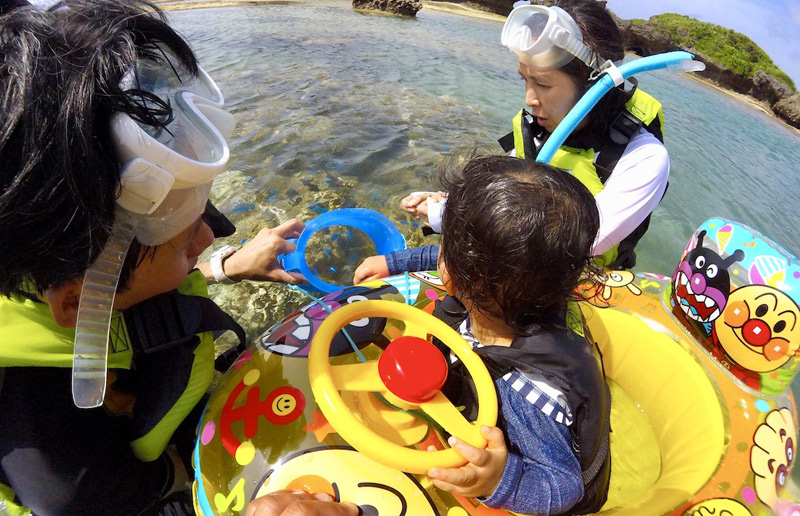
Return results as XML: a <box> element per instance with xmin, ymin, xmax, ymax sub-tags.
<box><xmin>426</xmin><ymin>127</ymin><xmax>669</xmax><ymax>256</ymax></box>
<box><xmin>590</xmin><ymin>127</ymin><xmax>670</xmax><ymax>255</ymax></box>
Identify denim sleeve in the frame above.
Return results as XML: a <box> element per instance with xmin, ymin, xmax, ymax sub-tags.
<box><xmin>384</xmin><ymin>244</ymin><xmax>440</xmax><ymax>275</ymax></box>
<box><xmin>480</xmin><ymin>380</ymin><xmax>584</xmax><ymax>515</ymax></box>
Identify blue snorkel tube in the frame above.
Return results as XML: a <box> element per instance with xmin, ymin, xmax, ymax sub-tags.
<box><xmin>536</xmin><ymin>51</ymin><xmax>705</xmax><ymax>164</ymax></box>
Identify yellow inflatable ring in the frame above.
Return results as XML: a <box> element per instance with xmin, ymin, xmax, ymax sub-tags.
<box><xmin>193</xmin><ymin>218</ymin><xmax>800</xmax><ymax>516</ymax></box>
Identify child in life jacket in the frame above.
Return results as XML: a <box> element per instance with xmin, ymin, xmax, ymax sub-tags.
<box><xmin>369</xmin><ymin>155</ymin><xmax>611</xmax><ymax>515</ymax></box>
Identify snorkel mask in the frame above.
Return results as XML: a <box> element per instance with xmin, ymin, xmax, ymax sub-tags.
<box><xmin>71</xmin><ymin>50</ymin><xmax>236</xmax><ymax>408</ymax></box>
<box><xmin>501</xmin><ymin>3</ymin><xmax>603</xmax><ymax>72</ymax></box>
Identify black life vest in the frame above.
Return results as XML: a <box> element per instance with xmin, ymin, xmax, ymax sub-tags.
<box><xmin>432</xmin><ymin>296</ymin><xmax>611</xmax><ymax>515</ymax></box>
<box><xmin>498</xmin><ymin>83</ymin><xmax>666</xmax><ymax>270</ymax></box>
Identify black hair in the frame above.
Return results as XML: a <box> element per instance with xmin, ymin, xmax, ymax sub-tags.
<box><xmin>440</xmin><ymin>154</ymin><xmax>601</xmax><ymax>334</ymax></box>
<box><xmin>549</xmin><ymin>0</ymin><xmax>631</xmax><ymax>135</ymax></box>
<box><xmin>0</xmin><ymin>0</ymin><xmax>199</xmax><ymax>297</ymax></box>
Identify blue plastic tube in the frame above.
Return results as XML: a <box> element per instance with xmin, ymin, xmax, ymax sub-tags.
<box><xmin>536</xmin><ymin>51</ymin><xmax>698</xmax><ymax>164</ymax></box>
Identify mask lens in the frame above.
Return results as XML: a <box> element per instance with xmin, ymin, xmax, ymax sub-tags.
<box><xmin>134</xmin><ymin>60</ymin><xmax>226</xmax><ymax>164</ymax></box>
<box><xmin>522</xmin><ymin>12</ymin><xmax>548</xmax><ymax>47</ymax></box>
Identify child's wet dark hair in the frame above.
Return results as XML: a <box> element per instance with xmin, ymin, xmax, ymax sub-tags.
<box><xmin>440</xmin><ymin>154</ymin><xmax>601</xmax><ymax>334</ymax></box>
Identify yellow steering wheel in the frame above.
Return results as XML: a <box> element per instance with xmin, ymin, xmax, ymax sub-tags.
<box><xmin>308</xmin><ymin>299</ymin><xmax>498</xmax><ymax>474</ymax></box>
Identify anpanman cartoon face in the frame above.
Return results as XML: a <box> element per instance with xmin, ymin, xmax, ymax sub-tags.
<box><xmin>751</xmin><ymin>408</ymin><xmax>796</xmax><ymax>507</ymax></box>
<box><xmin>715</xmin><ymin>285</ymin><xmax>800</xmax><ymax>372</ymax></box>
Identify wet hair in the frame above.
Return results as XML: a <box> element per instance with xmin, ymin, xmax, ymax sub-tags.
<box><xmin>549</xmin><ymin>0</ymin><xmax>631</xmax><ymax>135</ymax></box>
<box><xmin>440</xmin><ymin>154</ymin><xmax>601</xmax><ymax>334</ymax></box>
<box><xmin>0</xmin><ymin>0</ymin><xmax>199</xmax><ymax>297</ymax></box>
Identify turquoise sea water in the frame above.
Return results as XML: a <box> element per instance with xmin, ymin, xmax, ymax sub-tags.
<box><xmin>164</xmin><ymin>1</ymin><xmax>800</xmax><ymax>335</ymax></box>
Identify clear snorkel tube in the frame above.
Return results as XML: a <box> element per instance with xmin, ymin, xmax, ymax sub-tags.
<box><xmin>71</xmin><ymin>212</ymin><xmax>139</xmax><ymax>408</ymax></box>
<box><xmin>71</xmin><ymin>54</ymin><xmax>236</xmax><ymax>408</ymax></box>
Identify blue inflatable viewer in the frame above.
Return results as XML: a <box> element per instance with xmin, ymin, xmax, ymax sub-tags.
<box><xmin>279</xmin><ymin>208</ymin><xmax>406</xmax><ymax>294</ymax></box>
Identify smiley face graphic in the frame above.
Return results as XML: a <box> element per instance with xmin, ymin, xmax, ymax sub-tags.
<box><xmin>751</xmin><ymin>407</ymin><xmax>796</xmax><ymax>507</ymax></box>
<box><xmin>271</xmin><ymin>391</ymin><xmax>298</xmax><ymax>417</ymax></box>
<box><xmin>682</xmin><ymin>498</ymin><xmax>752</xmax><ymax>516</ymax></box>
<box><xmin>714</xmin><ymin>285</ymin><xmax>800</xmax><ymax>372</ymax></box>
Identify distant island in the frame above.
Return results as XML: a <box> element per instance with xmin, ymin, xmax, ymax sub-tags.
<box><xmin>614</xmin><ymin>13</ymin><xmax>799</xmax><ymax>129</ymax></box>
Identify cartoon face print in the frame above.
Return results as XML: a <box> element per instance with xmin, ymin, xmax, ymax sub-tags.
<box><xmin>600</xmin><ymin>270</ymin><xmax>642</xmax><ymax>300</ymax></box>
<box><xmin>673</xmin><ymin>230</ymin><xmax>745</xmax><ymax>325</ymax></box>
<box><xmin>714</xmin><ymin>285</ymin><xmax>800</xmax><ymax>372</ymax></box>
<box><xmin>751</xmin><ymin>407</ymin><xmax>796</xmax><ymax>508</ymax></box>
<box><xmin>219</xmin><ymin>369</ymin><xmax>307</xmax><ymax>457</ymax></box>
<box><xmin>253</xmin><ymin>448</ymin><xmax>439</xmax><ymax>515</ymax></box>
<box><xmin>681</xmin><ymin>498</ymin><xmax>752</xmax><ymax>516</ymax></box>
<box><xmin>410</xmin><ymin>271</ymin><xmax>444</xmax><ymax>287</ymax></box>
<box><xmin>260</xmin><ymin>284</ymin><xmax>400</xmax><ymax>357</ymax></box>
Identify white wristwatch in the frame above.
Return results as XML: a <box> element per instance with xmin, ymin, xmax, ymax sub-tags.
<box><xmin>210</xmin><ymin>245</ymin><xmax>238</xmax><ymax>284</ymax></box>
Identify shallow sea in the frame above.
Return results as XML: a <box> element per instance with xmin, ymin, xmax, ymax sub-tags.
<box><xmin>156</xmin><ymin>0</ymin><xmax>800</xmax><ymax>499</ymax></box>
<box><xmin>163</xmin><ymin>1</ymin><xmax>800</xmax><ymax>340</ymax></box>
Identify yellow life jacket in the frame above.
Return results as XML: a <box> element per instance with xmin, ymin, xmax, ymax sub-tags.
<box><xmin>502</xmin><ymin>88</ymin><xmax>665</xmax><ymax>268</ymax></box>
<box><xmin>0</xmin><ymin>270</ymin><xmax>216</xmax><ymax>462</ymax></box>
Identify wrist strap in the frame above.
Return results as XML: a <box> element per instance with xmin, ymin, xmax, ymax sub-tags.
<box><xmin>210</xmin><ymin>246</ymin><xmax>236</xmax><ymax>283</ymax></box>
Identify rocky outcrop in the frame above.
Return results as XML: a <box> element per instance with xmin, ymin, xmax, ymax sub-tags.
<box><xmin>773</xmin><ymin>95</ymin><xmax>800</xmax><ymax>128</ymax></box>
<box><xmin>616</xmin><ymin>18</ymin><xmax>673</xmax><ymax>56</ymax></box>
<box><xmin>692</xmin><ymin>53</ymin><xmax>755</xmax><ymax>96</ymax></box>
<box><xmin>614</xmin><ymin>17</ymin><xmax>799</xmax><ymax>129</ymax></box>
<box><xmin>353</xmin><ymin>0</ymin><xmax>421</xmax><ymax>16</ymax></box>
<box><xmin>752</xmin><ymin>71</ymin><xmax>794</xmax><ymax>106</ymax></box>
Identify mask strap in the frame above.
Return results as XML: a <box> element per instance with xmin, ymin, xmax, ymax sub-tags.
<box><xmin>72</xmin><ymin>210</ymin><xmax>139</xmax><ymax>408</ymax></box>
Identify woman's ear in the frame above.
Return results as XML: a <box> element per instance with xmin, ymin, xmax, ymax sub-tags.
<box><xmin>45</xmin><ymin>279</ymin><xmax>84</xmax><ymax>328</ymax></box>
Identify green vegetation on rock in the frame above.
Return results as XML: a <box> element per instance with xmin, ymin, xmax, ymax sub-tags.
<box><xmin>636</xmin><ymin>13</ymin><xmax>795</xmax><ymax>90</ymax></box>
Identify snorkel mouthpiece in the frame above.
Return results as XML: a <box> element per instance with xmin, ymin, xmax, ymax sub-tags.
<box><xmin>71</xmin><ymin>54</ymin><xmax>235</xmax><ymax>408</ymax></box>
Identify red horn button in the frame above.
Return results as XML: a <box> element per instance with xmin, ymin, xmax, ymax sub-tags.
<box><xmin>378</xmin><ymin>336</ymin><xmax>448</xmax><ymax>404</ymax></box>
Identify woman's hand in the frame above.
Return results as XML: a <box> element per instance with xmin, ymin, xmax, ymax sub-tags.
<box><xmin>353</xmin><ymin>255</ymin><xmax>390</xmax><ymax>284</ymax></box>
<box><xmin>245</xmin><ymin>491</ymin><xmax>359</xmax><ymax>516</ymax></box>
<box><xmin>200</xmin><ymin>219</ymin><xmax>306</xmax><ymax>284</ymax></box>
<box><xmin>400</xmin><ymin>191</ymin><xmax>446</xmax><ymax>223</ymax></box>
<box><xmin>427</xmin><ymin>426</ymin><xmax>508</xmax><ymax>499</ymax></box>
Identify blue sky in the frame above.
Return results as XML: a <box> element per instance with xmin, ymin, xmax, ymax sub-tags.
<box><xmin>605</xmin><ymin>0</ymin><xmax>800</xmax><ymax>87</ymax></box>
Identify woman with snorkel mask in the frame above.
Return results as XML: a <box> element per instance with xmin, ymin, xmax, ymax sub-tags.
<box><xmin>501</xmin><ymin>0</ymin><xmax>669</xmax><ymax>270</ymax></box>
<box><xmin>380</xmin><ymin>0</ymin><xmax>670</xmax><ymax>284</ymax></box>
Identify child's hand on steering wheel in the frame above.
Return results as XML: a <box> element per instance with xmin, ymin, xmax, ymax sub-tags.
<box><xmin>427</xmin><ymin>426</ymin><xmax>508</xmax><ymax>499</ymax></box>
